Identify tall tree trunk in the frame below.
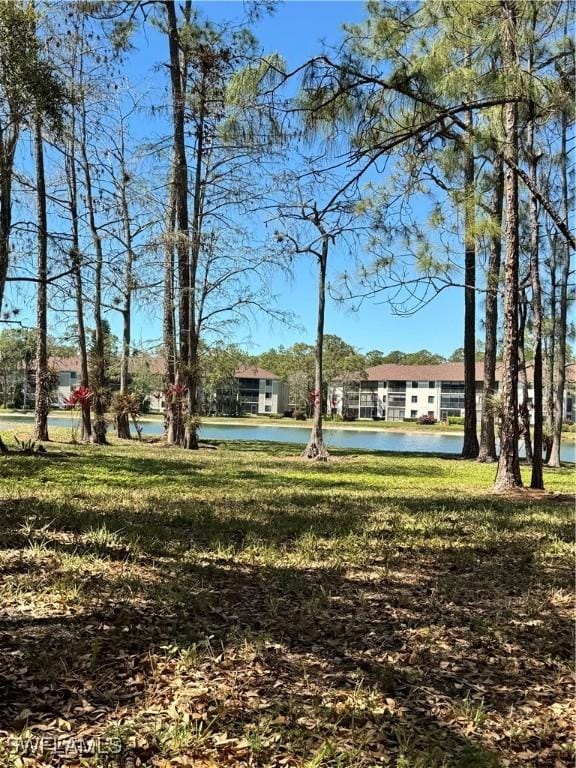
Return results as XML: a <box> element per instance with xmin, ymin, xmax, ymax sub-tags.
<box><xmin>517</xmin><ymin>292</ymin><xmax>533</xmax><ymax>463</ymax></box>
<box><xmin>117</xmin><ymin>139</ymin><xmax>134</xmax><ymax>440</ymax></box>
<box><xmin>0</xmin><ymin>130</ymin><xmax>17</xmax><ymax>314</ymax></box>
<box><xmin>494</xmin><ymin>0</ymin><xmax>522</xmax><ymax>491</ymax></box>
<box><xmin>478</xmin><ymin>153</ymin><xmax>503</xmax><ymax>462</ymax></box>
<box><xmin>80</xmin><ymin>106</ymin><xmax>107</xmax><ymax>445</ymax></box>
<box><xmin>548</xmin><ymin>251</ymin><xmax>568</xmax><ymax>467</ymax></box>
<box><xmin>66</xmin><ymin>138</ymin><xmax>91</xmax><ymax>441</ymax></box>
<box><xmin>461</xmin><ymin>106</ymin><xmax>479</xmax><ymax>458</ymax></box>
<box><xmin>544</xmin><ymin>234</ymin><xmax>557</xmax><ymax>462</ymax></box>
<box><xmin>303</xmin><ymin>231</ymin><xmax>328</xmax><ymax>459</ymax></box>
<box><xmin>165</xmin><ymin>0</ymin><xmax>193</xmax><ymax>448</ymax></box>
<box><xmin>62</xmin><ymin>17</ymin><xmax>91</xmax><ymax>441</ymax></box>
<box><xmin>164</xmin><ymin>167</ymin><xmax>180</xmax><ymax>444</ymax></box>
<box><xmin>527</xmin><ymin>38</ymin><xmax>544</xmax><ymax>488</ymax></box>
<box><xmin>33</xmin><ymin>112</ymin><xmax>49</xmax><ymax>441</ymax></box>
<box><xmin>548</xmin><ymin>110</ymin><xmax>570</xmax><ymax>467</ymax></box>
<box><xmin>183</xmin><ymin>70</ymin><xmax>207</xmax><ymax>452</ymax></box>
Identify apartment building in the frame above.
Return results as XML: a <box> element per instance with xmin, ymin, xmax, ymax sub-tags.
<box><xmin>45</xmin><ymin>356</ymin><xmax>290</xmax><ymax>416</ymax></box>
<box><xmin>209</xmin><ymin>366</ymin><xmax>290</xmax><ymax>416</ymax></box>
<box><xmin>49</xmin><ymin>356</ymin><xmax>83</xmax><ymax>406</ymax></box>
<box><xmin>330</xmin><ymin>363</ymin><xmax>575</xmax><ymax>423</ymax></box>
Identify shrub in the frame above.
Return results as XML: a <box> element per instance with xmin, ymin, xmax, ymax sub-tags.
<box><xmin>293</xmin><ymin>410</ymin><xmax>306</xmax><ymax>421</ymax></box>
<box><xmin>342</xmin><ymin>410</ymin><xmax>357</xmax><ymax>422</ymax></box>
<box><xmin>448</xmin><ymin>416</ymin><xmax>465</xmax><ymax>425</ymax></box>
<box><xmin>417</xmin><ymin>414</ymin><xmax>437</xmax><ymax>425</ymax></box>
<box><xmin>283</xmin><ymin>410</ymin><xmax>294</xmax><ymax>418</ymax></box>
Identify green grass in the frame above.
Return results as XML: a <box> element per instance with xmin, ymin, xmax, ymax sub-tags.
<box><xmin>0</xmin><ymin>433</ymin><xmax>573</xmax><ymax>767</ymax></box>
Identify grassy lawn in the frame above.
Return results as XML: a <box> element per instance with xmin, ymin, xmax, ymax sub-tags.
<box><xmin>0</xmin><ymin>433</ymin><xmax>573</xmax><ymax>767</ymax></box>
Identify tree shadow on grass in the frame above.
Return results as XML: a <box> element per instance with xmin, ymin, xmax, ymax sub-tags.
<box><xmin>0</xmin><ymin>539</ymin><xmax>572</xmax><ymax>766</ymax></box>
<box><xmin>0</xmin><ymin>562</ymin><xmax>502</xmax><ymax>766</ymax></box>
<box><xmin>0</xmin><ymin>448</ymin><xmax>572</xmax><ymax>765</ymax></box>
<box><xmin>0</xmin><ymin>444</ymin><xmax>448</xmax><ymax>490</ymax></box>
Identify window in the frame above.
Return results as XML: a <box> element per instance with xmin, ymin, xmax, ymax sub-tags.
<box><xmin>265</xmin><ymin>392</ymin><xmax>272</xmax><ymax>399</ymax></box>
<box><xmin>265</xmin><ymin>379</ymin><xmax>272</xmax><ymax>386</ymax></box>
<box><xmin>264</xmin><ymin>405</ymin><xmax>272</xmax><ymax>412</ymax></box>
<box><xmin>412</xmin><ymin>381</ymin><xmax>418</xmax><ymax>388</ymax></box>
<box><xmin>70</xmin><ymin>371</ymin><xmax>77</xmax><ymax>380</ymax></box>
<box><xmin>428</xmin><ymin>411</ymin><xmax>434</xmax><ymax>417</ymax></box>
<box><xmin>429</xmin><ymin>381</ymin><xmax>435</xmax><ymax>388</ymax></box>
<box><xmin>411</xmin><ymin>410</ymin><xmax>418</xmax><ymax>418</ymax></box>
<box><xmin>428</xmin><ymin>395</ymin><xmax>435</xmax><ymax>404</ymax></box>
<box><xmin>382</xmin><ymin>396</ymin><xmax>386</xmax><ymax>403</ymax></box>
<box><xmin>411</xmin><ymin>395</ymin><xmax>417</xmax><ymax>403</ymax></box>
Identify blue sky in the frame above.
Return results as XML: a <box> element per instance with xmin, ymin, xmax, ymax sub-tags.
<box><xmin>11</xmin><ymin>0</ymin><xmax>466</xmax><ymax>358</ymax></box>
<box><xmin>148</xmin><ymin>1</ymin><xmax>465</xmax><ymax>356</ymax></box>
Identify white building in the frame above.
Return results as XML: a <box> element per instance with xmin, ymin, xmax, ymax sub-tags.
<box><xmin>329</xmin><ymin>362</ymin><xmax>575</xmax><ymax>423</ymax></box>
<box><xmin>49</xmin><ymin>356</ymin><xmax>83</xmax><ymax>406</ymax></box>
<box><xmin>218</xmin><ymin>366</ymin><xmax>290</xmax><ymax>416</ymax></box>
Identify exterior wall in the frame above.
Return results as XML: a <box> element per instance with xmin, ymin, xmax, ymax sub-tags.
<box><xmin>329</xmin><ymin>377</ymin><xmax>576</xmax><ymax>425</ymax></box>
<box><xmin>257</xmin><ymin>378</ymin><xmax>289</xmax><ymax>414</ymax></box>
<box><xmin>43</xmin><ymin>364</ymin><xmax>576</xmax><ymax>424</ymax></box>
<box><xmin>202</xmin><ymin>376</ymin><xmax>290</xmax><ymax>416</ymax></box>
<box><xmin>276</xmin><ymin>381</ymin><xmax>290</xmax><ymax>414</ymax></box>
<box><xmin>406</xmin><ymin>380</ymin><xmax>439</xmax><ymax>420</ymax></box>
<box><xmin>53</xmin><ymin>371</ymin><xmax>80</xmax><ymax>406</ymax></box>
<box><xmin>146</xmin><ymin>392</ymin><xmax>164</xmax><ymax>412</ymax></box>
<box><xmin>566</xmin><ymin>390</ymin><xmax>574</xmax><ymax>422</ymax></box>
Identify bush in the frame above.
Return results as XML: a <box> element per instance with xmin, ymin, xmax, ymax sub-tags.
<box><xmin>293</xmin><ymin>410</ymin><xmax>306</xmax><ymax>421</ymax></box>
<box><xmin>561</xmin><ymin>421</ymin><xmax>576</xmax><ymax>433</ymax></box>
<box><xmin>283</xmin><ymin>410</ymin><xmax>294</xmax><ymax>418</ymax></box>
<box><xmin>417</xmin><ymin>414</ymin><xmax>437</xmax><ymax>425</ymax></box>
<box><xmin>342</xmin><ymin>410</ymin><xmax>357</xmax><ymax>422</ymax></box>
<box><xmin>448</xmin><ymin>416</ymin><xmax>465</xmax><ymax>425</ymax></box>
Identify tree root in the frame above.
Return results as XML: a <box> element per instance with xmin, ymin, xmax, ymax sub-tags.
<box><xmin>301</xmin><ymin>441</ymin><xmax>329</xmax><ymax>461</ymax></box>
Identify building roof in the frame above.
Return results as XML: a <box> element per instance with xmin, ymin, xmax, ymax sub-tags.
<box><xmin>128</xmin><ymin>354</ymin><xmax>165</xmax><ymax>375</ymax></box>
<box><xmin>38</xmin><ymin>357</ymin><xmax>576</xmax><ymax>385</ymax></box>
<box><xmin>234</xmin><ymin>365</ymin><xmax>281</xmax><ymax>381</ymax></box>
<box><xmin>48</xmin><ymin>356</ymin><xmax>83</xmax><ymax>373</ymax></box>
<box><xmin>343</xmin><ymin>361</ymin><xmax>576</xmax><ymax>384</ymax></box>
<box><xmin>359</xmin><ymin>362</ymin><xmax>487</xmax><ymax>382</ymax></box>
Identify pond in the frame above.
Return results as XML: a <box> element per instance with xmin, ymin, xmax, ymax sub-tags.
<box><xmin>2</xmin><ymin>414</ymin><xmax>575</xmax><ymax>461</ymax></box>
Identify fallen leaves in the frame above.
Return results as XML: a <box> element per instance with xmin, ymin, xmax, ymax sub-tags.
<box><xmin>0</xmin><ymin>443</ymin><xmax>574</xmax><ymax>766</ymax></box>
